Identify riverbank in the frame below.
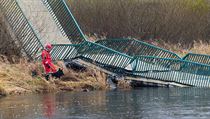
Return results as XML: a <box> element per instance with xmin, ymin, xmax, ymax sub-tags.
<box><xmin>1</xmin><ymin>39</ymin><xmax>210</xmax><ymax>97</ymax></box>
<box><xmin>0</xmin><ymin>59</ymin><xmax>111</xmax><ymax>97</ymax></box>
<box><xmin>1</xmin><ymin>42</ymin><xmax>210</xmax><ymax>97</ymax></box>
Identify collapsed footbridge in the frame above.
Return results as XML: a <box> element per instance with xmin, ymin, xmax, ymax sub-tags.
<box><xmin>1</xmin><ymin>0</ymin><xmax>210</xmax><ymax>87</ymax></box>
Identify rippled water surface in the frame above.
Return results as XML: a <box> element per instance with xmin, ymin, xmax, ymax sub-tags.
<box><xmin>1</xmin><ymin>88</ymin><xmax>210</xmax><ymax>119</ymax></box>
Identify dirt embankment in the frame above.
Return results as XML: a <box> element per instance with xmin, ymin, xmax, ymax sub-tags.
<box><xmin>0</xmin><ymin>59</ymin><xmax>113</xmax><ymax>97</ymax></box>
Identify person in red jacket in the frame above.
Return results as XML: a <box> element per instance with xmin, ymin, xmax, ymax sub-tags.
<box><xmin>41</xmin><ymin>43</ymin><xmax>57</xmax><ymax>80</ymax></box>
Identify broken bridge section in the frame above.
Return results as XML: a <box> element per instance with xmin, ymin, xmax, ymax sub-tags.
<box><xmin>0</xmin><ymin>0</ymin><xmax>43</xmax><ymax>59</ymax></box>
<box><xmin>1</xmin><ymin>0</ymin><xmax>210</xmax><ymax>88</ymax></box>
<box><xmin>17</xmin><ymin>0</ymin><xmax>70</xmax><ymax>45</ymax></box>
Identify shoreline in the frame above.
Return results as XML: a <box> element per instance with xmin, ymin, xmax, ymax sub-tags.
<box><xmin>0</xmin><ymin>61</ymin><xmax>112</xmax><ymax>97</ymax></box>
<box><xmin>0</xmin><ymin>78</ymin><xmax>110</xmax><ymax>97</ymax></box>
<box><xmin>0</xmin><ymin>79</ymin><xmax>108</xmax><ymax>97</ymax></box>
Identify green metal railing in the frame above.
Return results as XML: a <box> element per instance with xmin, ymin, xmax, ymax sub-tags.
<box><xmin>50</xmin><ymin>44</ymin><xmax>80</xmax><ymax>60</ymax></box>
<box><xmin>3</xmin><ymin>0</ymin><xmax>210</xmax><ymax>87</ymax></box>
<box><xmin>183</xmin><ymin>53</ymin><xmax>210</xmax><ymax>66</ymax></box>
<box><xmin>131</xmin><ymin>56</ymin><xmax>210</xmax><ymax>87</ymax></box>
<box><xmin>42</xmin><ymin>0</ymin><xmax>134</xmax><ymax>72</ymax></box>
<box><xmin>0</xmin><ymin>0</ymin><xmax>43</xmax><ymax>59</ymax></box>
<box><xmin>51</xmin><ymin>41</ymin><xmax>133</xmax><ymax>73</ymax></box>
<box><xmin>96</xmin><ymin>38</ymin><xmax>181</xmax><ymax>59</ymax></box>
<box><xmin>41</xmin><ymin>0</ymin><xmax>210</xmax><ymax>87</ymax></box>
<box><xmin>77</xmin><ymin>41</ymin><xmax>133</xmax><ymax>70</ymax></box>
<box><xmin>42</xmin><ymin>0</ymin><xmax>181</xmax><ymax>60</ymax></box>
<box><xmin>42</xmin><ymin>0</ymin><xmax>87</xmax><ymax>44</ymax></box>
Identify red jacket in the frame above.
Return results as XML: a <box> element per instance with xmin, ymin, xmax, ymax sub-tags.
<box><xmin>41</xmin><ymin>49</ymin><xmax>56</xmax><ymax>73</ymax></box>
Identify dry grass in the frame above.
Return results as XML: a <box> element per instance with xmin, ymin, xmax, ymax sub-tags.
<box><xmin>0</xmin><ymin>58</ymin><xmax>50</xmax><ymax>95</ymax></box>
<box><xmin>0</xmin><ymin>57</ymin><xmax>108</xmax><ymax>96</ymax></box>
<box><xmin>117</xmin><ymin>80</ymin><xmax>131</xmax><ymax>89</ymax></box>
<box><xmin>187</xmin><ymin>41</ymin><xmax>210</xmax><ymax>55</ymax></box>
<box><xmin>154</xmin><ymin>40</ymin><xmax>210</xmax><ymax>56</ymax></box>
<box><xmin>68</xmin><ymin>0</ymin><xmax>210</xmax><ymax>47</ymax></box>
<box><xmin>3</xmin><ymin>0</ymin><xmax>210</xmax><ymax>94</ymax></box>
<box><xmin>58</xmin><ymin>63</ymin><xmax>108</xmax><ymax>91</ymax></box>
<box><xmin>0</xmin><ymin>82</ymin><xmax>7</xmax><ymax>96</ymax></box>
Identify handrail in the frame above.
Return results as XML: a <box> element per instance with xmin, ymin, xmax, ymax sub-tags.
<box><xmin>42</xmin><ymin>0</ymin><xmax>87</xmax><ymax>44</ymax></box>
<box><xmin>0</xmin><ymin>0</ymin><xmax>44</xmax><ymax>59</ymax></box>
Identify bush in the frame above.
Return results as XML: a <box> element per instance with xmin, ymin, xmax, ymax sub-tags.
<box><xmin>67</xmin><ymin>0</ymin><xmax>210</xmax><ymax>47</ymax></box>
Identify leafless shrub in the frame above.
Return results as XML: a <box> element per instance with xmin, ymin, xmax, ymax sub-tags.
<box><xmin>68</xmin><ymin>0</ymin><xmax>210</xmax><ymax>47</ymax></box>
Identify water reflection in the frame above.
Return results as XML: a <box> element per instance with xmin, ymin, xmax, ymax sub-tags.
<box><xmin>43</xmin><ymin>94</ymin><xmax>55</xmax><ymax>119</ymax></box>
<box><xmin>0</xmin><ymin>88</ymin><xmax>210</xmax><ymax>119</ymax></box>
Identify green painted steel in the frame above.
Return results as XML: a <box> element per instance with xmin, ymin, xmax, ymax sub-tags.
<box><xmin>41</xmin><ymin>0</ymin><xmax>210</xmax><ymax>87</ymax></box>
<box><xmin>42</xmin><ymin>0</ymin><xmax>181</xmax><ymax>60</ymax></box>
<box><xmin>131</xmin><ymin>56</ymin><xmax>210</xmax><ymax>87</ymax></box>
<box><xmin>50</xmin><ymin>44</ymin><xmax>80</xmax><ymax>60</ymax></box>
<box><xmin>42</xmin><ymin>0</ymin><xmax>87</xmax><ymax>44</ymax></box>
<box><xmin>3</xmin><ymin>0</ymin><xmax>210</xmax><ymax>87</ymax></box>
<box><xmin>96</xmin><ymin>38</ymin><xmax>181</xmax><ymax>59</ymax></box>
<box><xmin>42</xmin><ymin>0</ymin><xmax>134</xmax><ymax>71</ymax></box>
<box><xmin>77</xmin><ymin>41</ymin><xmax>133</xmax><ymax>70</ymax></box>
<box><xmin>50</xmin><ymin>41</ymin><xmax>133</xmax><ymax>72</ymax></box>
<box><xmin>42</xmin><ymin>0</ymin><xmax>181</xmax><ymax>61</ymax></box>
<box><xmin>183</xmin><ymin>53</ymin><xmax>210</xmax><ymax>66</ymax></box>
<box><xmin>0</xmin><ymin>0</ymin><xmax>43</xmax><ymax>59</ymax></box>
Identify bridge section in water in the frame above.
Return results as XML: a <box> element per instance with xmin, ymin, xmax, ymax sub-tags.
<box><xmin>1</xmin><ymin>0</ymin><xmax>210</xmax><ymax>87</ymax></box>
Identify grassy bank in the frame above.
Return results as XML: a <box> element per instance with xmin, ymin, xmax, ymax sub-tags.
<box><xmin>68</xmin><ymin>0</ymin><xmax>210</xmax><ymax>47</ymax></box>
<box><xmin>0</xmin><ymin>59</ymin><xmax>109</xmax><ymax>97</ymax></box>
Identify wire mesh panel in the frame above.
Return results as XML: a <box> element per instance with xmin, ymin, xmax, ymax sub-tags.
<box><xmin>42</xmin><ymin>0</ymin><xmax>183</xmax><ymax>64</ymax></box>
<box><xmin>131</xmin><ymin>56</ymin><xmax>210</xmax><ymax>87</ymax></box>
<box><xmin>42</xmin><ymin>0</ymin><xmax>86</xmax><ymax>44</ymax></box>
<box><xmin>183</xmin><ymin>53</ymin><xmax>210</xmax><ymax>66</ymax></box>
<box><xmin>96</xmin><ymin>38</ymin><xmax>180</xmax><ymax>59</ymax></box>
<box><xmin>77</xmin><ymin>41</ymin><xmax>133</xmax><ymax>70</ymax></box>
<box><xmin>50</xmin><ymin>44</ymin><xmax>80</xmax><ymax>60</ymax></box>
<box><xmin>17</xmin><ymin>0</ymin><xmax>70</xmax><ymax>45</ymax></box>
<box><xmin>3</xmin><ymin>0</ymin><xmax>210</xmax><ymax>88</ymax></box>
<box><xmin>0</xmin><ymin>0</ymin><xmax>43</xmax><ymax>59</ymax></box>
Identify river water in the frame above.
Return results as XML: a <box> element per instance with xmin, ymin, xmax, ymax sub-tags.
<box><xmin>0</xmin><ymin>88</ymin><xmax>210</xmax><ymax>119</ymax></box>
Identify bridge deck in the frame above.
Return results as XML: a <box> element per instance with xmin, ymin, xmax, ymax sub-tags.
<box><xmin>76</xmin><ymin>59</ymin><xmax>189</xmax><ymax>87</ymax></box>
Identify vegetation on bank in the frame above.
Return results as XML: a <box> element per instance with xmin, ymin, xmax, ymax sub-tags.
<box><xmin>0</xmin><ymin>13</ymin><xmax>107</xmax><ymax>96</ymax></box>
<box><xmin>1</xmin><ymin>0</ymin><xmax>210</xmax><ymax>96</ymax></box>
<box><xmin>0</xmin><ymin>58</ymin><xmax>109</xmax><ymax>96</ymax></box>
<box><xmin>68</xmin><ymin>0</ymin><xmax>210</xmax><ymax>48</ymax></box>
<box><xmin>0</xmin><ymin>12</ymin><xmax>129</xmax><ymax>97</ymax></box>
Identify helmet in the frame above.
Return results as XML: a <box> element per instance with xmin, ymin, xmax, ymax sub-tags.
<box><xmin>45</xmin><ymin>43</ymin><xmax>52</xmax><ymax>51</ymax></box>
